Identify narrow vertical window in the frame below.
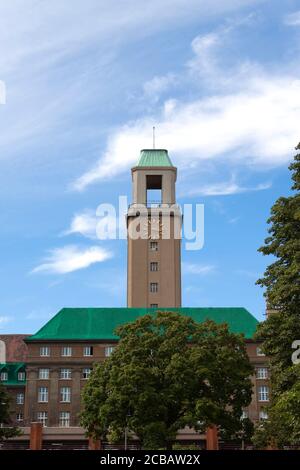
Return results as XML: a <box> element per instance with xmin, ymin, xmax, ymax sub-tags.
<box><xmin>59</xmin><ymin>411</ymin><xmax>70</xmax><ymax>427</ymax></box>
<box><xmin>40</xmin><ymin>346</ymin><xmax>50</xmax><ymax>357</ymax></box>
<box><xmin>39</xmin><ymin>368</ymin><xmax>50</xmax><ymax>380</ymax></box>
<box><xmin>83</xmin><ymin>346</ymin><xmax>93</xmax><ymax>357</ymax></box>
<box><xmin>150</xmin><ymin>282</ymin><xmax>158</xmax><ymax>293</ymax></box>
<box><xmin>38</xmin><ymin>387</ymin><xmax>48</xmax><ymax>403</ymax></box>
<box><xmin>105</xmin><ymin>346</ymin><xmax>115</xmax><ymax>357</ymax></box>
<box><xmin>82</xmin><ymin>368</ymin><xmax>91</xmax><ymax>379</ymax></box>
<box><xmin>256</xmin><ymin>367</ymin><xmax>268</xmax><ymax>379</ymax></box>
<box><xmin>258</xmin><ymin>386</ymin><xmax>269</xmax><ymax>402</ymax></box>
<box><xmin>16</xmin><ymin>393</ymin><xmax>24</xmax><ymax>405</ymax></box>
<box><xmin>60</xmin><ymin>368</ymin><xmax>72</xmax><ymax>380</ymax></box>
<box><xmin>61</xmin><ymin>346</ymin><xmax>72</xmax><ymax>357</ymax></box>
<box><xmin>37</xmin><ymin>411</ymin><xmax>48</xmax><ymax>427</ymax></box>
<box><xmin>60</xmin><ymin>387</ymin><xmax>71</xmax><ymax>403</ymax></box>
<box><xmin>150</xmin><ymin>262</ymin><xmax>158</xmax><ymax>272</ymax></box>
<box><xmin>150</xmin><ymin>241</ymin><xmax>158</xmax><ymax>251</ymax></box>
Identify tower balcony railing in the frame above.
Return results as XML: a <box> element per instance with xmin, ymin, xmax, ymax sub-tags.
<box><xmin>147</xmin><ymin>201</ymin><xmax>166</xmax><ymax>208</ymax></box>
<box><xmin>128</xmin><ymin>201</ymin><xmax>179</xmax><ymax>209</ymax></box>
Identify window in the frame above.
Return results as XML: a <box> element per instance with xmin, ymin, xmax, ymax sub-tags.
<box><xmin>83</xmin><ymin>346</ymin><xmax>93</xmax><ymax>357</ymax></box>
<box><xmin>61</xmin><ymin>346</ymin><xmax>72</xmax><ymax>357</ymax></box>
<box><xmin>150</xmin><ymin>262</ymin><xmax>158</xmax><ymax>272</ymax></box>
<box><xmin>60</xmin><ymin>368</ymin><xmax>72</xmax><ymax>380</ymax></box>
<box><xmin>258</xmin><ymin>386</ymin><xmax>269</xmax><ymax>402</ymax></box>
<box><xmin>0</xmin><ymin>371</ymin><xmax>8</xmax><ymax>381</ymax></box>
<box><xmin>59</xmin><ymin>411</ymin><xmax>70</xmax><ymax>427</ymax></box>
<box><xmin>259</xmin><ymin>410</ymin><xmax>269</xmax><ymax>420</ymax></box>
<box><xmin>38</xmin><ymin>387</ymin><xmax>48</xmax><ymax>403</ymax></box>
<box><xmin>82</xmin><ymin>368</ymin><xmax>91</xmax><ymax>379</ymax></box>
<box><xmin>16</xmin><ymin>413</ymin><xmax>23</xmax><ymax>422</ymax></box>
<box><xmin>150</xmin><ymin>241</ymin><xmax>158</xmax><ymax>251</ymax></box>
<box><xmin>39</xmin><ymin>368</ymin><xmax>49</xmax><ymax>380</ymax></box>
<box><xmin>37</xmin><ymin>411</ymin><xmax>48</xmax><ymax>427</ymax></box>
<box><xmin>18</xmin><ymin>371</ymin><xmax>26</xmax><ymax>381</ymax></box>
<box><xmin>150</xmin><ymin>282</ymin><xmax>158</xmax><ymax>293</ymax></box>
<box><xmin>256</xmin><ymin>347</ymin><xmax>265</xmax><ymax>357</ymax></box>
<box><xmin>16</xmin><ymin>393</ymin><xmax>24</xmax><ymax>405</ymax></box>
<box><xmin>60</xmin><ymin>387</ymin><xmax>71</xmax><ymax>403</ymax></box>
<box><xmin>150</xmin><ymin>304</ymin><xmax>158</xmax><ymax>308</ymax></box>
<box><xmin>256</xmin><ymin>367</ymin><xmax>268</xmax><ymax>379</ymax></box>
<box><xmin>241</xmin><ymin>410</ymin><xmax>248</xmax><ymax>420</ymax></box>
<box><xmin>105</xmin><ymin>346</ymin><xmax>115</xmax><ymax>357</ymax></box>
<box><xmin>40</xmin><ymin>346</ymin><xmax>50</xmax><ymax>357</ymax></box>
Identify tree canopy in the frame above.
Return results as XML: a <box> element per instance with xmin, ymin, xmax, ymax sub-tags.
<box><xmin>81</xmin><ymin>311</ymin><xmax>253</xmax><ymax>449</ymax></box>
<box><xmin>254</xmin><ymin>144</ymin><xmax>300</xmax><ymax>447</ymax></box>
<box><xmin>0</xmin><ymin>383</ymin><xmax>21</xmax><ymax>442</ymax></box>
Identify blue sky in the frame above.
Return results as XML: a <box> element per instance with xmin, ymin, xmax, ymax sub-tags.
<box><xmin>0</xmin><ymin>0</ymin><xmax>299</xmax><ymax>333</ymax></box>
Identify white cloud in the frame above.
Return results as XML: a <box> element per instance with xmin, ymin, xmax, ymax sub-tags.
<box><xmin>73</xmin><ymin>73</ymin><xmax>300</xmax><ymax>190</ymax></box>
<box><xmin>284</xmin><ymin>11</ymin><xmax>300</xmax><ymax>26</ymax></box>
<box><xmin>189</xmin><ymin>32</ymin><xmax>220</xmax><ymax>76</ymax></box>
<box><xmin>183</xmin><ymin>263</ymin><xmax>216</xmax><ymax>275</ymax></box>
<box><xmin>63</xmin><ymin>210</ymin><xmax>98</xmax><ymax>239</ymax></box>
<box><xmin>72</xmin><ymin>16</ymin><xmax>300</xmax><ymax>191</ymax></box>
<box><xmin>32</xmin><ymin>245</ymin><xmax>112</xmax><ymax>274</ymax></box>
<box><xmin>0</xmin><ymin>80</ymin><xmax>6</xmax><ymax>104</ymax></box>
<box><xmin>64</xmin><ymin>210</ymin><xmax>119</xmax><ymax>240</ymax></box>
<box><xmin>0</xmin><ymin>316</ymin><xmax>11</xmax><ymax>324</ymax></box>
<box><xmin>228</xmin><ymin>216</ymin><xmax>239</xmax><ymax>224</ymax></box>
<box><xmin>187</xmin><ymin>179</ymin><xmax>271</xmax><ymax>196</ymax></box>
<box><xmin>143</xmin><ymin>74</ymin><xmax>177</xmax><ymax>102</ymax></box>
<box><xmin>0</xmin><ymin>1</ymin><xmax>261</xmax><ymax>154</ymax></box>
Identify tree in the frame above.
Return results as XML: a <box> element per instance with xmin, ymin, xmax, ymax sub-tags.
<box><xmin>81</xmin><ymin>311</ymin><xmax>253</xmax><ymax>449</ymax></box>
<box><xmin>253</xmin><ymin>366</ymin><xmax>300</xmax><ymax>449</ymax></box>
<box><xmin>0</xmin><ymin>383</ymin><xmax>21</xmax><ymax>441</ymax></box>
<box><xmin>254</xmin><ymin>144</ymin><xmax>300</xmax><ymax>446</ymax></box>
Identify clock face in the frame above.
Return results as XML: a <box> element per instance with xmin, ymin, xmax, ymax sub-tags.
<box><xmin>141</xmin><ymin>217</ymin><xmax>163</xmax><ymax>239</ymax></box>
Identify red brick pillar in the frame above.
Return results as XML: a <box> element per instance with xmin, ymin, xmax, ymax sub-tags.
<box><xmin>88</xmin><ymin>436</ymin><xmax>101</xmax><ymax>450</ymax></box>
<box><xmin>30</xmin><ymin>422</ymin><xmax>43</xmax><ymax>450</ymax></box>
<box><xmin>206</xmin><ymin>425</ymin><xmax>219</xmax><ymax>450</ymax></box>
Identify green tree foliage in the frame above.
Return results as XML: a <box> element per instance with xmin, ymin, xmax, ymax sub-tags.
<box><xmin>253</xmin><ymin>367</ymin><xmax>300</xmax><ymax>449</ymax></box>
<box><xmin>81</xmin><ymin>311</ymin><xmax>253</xmax><ymax>449</ymax></box>
<box><xmin>254</xmin><ymin>145</ymin><xmax>300</xmax><ymax>446</ymax></box>
<box><xmin>0</xmin><ymin>383</ymin><xmax>21</xmax><ymax>441</ymax></box>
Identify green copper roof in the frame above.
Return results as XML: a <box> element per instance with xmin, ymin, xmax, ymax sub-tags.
<box><xmin>0</xmin><ymin>362</ymin><xmax>26</xmax><ymax>386</ymax></box>
<box><xmin>26</xmin><ymin>308</ymin><xmax>259</xmax><ymax>341</ymax></box>
<box><xmin>137</xmin><ymin>149</ymin><xmax>173</xmax><ymax>167</ymax></box>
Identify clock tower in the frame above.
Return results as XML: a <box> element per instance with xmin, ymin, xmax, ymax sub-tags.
<box><xmin>127</xmin><ymin>149</ymin><xmax>182</xmax><ymax>308</ymax></box>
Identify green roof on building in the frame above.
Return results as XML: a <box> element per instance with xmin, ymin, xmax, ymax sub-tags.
<box><xmin>26</xmin><ymin>307</ymin><xmax>259</xmax><ymax>341</ymax></box>
<box><xmin>0</xmin><ymin>362</ymin><xmax>26</xmax><ymax>386</ymax></box>
<box><xmin>137</xmin><ymin>149</ymin><xmax>174</xmax><ymax>167</ymax></box>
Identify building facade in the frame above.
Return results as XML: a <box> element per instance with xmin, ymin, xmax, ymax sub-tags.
<box><xmin>0</xmin><ymin>149</ymin><xmax>269</xmax><ymax>449</ymax></box>
<box><xmin>1</xmin><ymin>309</ymin><xmax>269</xmax><ymax>448</ymax></box>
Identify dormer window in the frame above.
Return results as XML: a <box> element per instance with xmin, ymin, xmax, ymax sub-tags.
<box><xmin>18</xmin><ymin>371</ymin><xmax>26</xmax><ymax>381</ymax></box>
<box><xmin>0</xmin><ymin>371</ymin><xmax>8</xmax><ymax>381</ymax></box>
